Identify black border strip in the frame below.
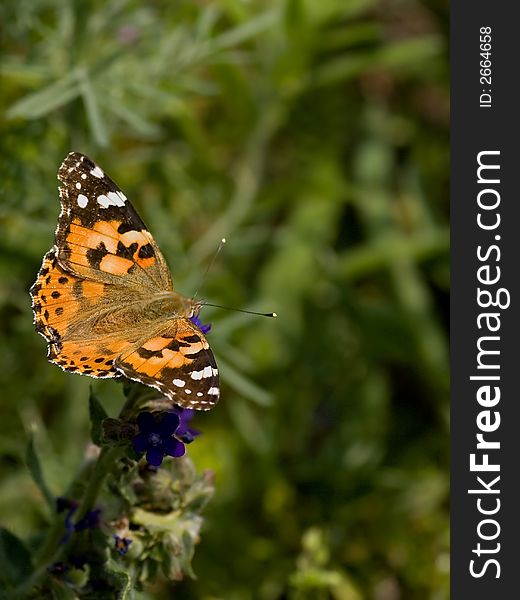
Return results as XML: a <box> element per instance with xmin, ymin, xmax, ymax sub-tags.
<box><xmin>452</xmin><ymin>3</ymin><xmax>519</xmax><ymax>597</ymax></box>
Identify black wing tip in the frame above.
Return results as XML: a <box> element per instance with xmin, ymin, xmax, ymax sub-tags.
<box><xmin>63</xmin><ymin>151</ymin><xmax>89</xmax><ymax>164</ymax></box>
<box><xmin>58</xmin><ymin>152</ymin><xmax>97</xmax><ymax>183</ymax></box>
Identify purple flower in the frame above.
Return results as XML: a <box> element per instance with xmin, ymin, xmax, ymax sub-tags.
<box><xmin>170</xmin><ymin>407</ymin><xmax>201</xmax><ymax>443</ymax></box>
<box><xmin>74</xmin><ymin>509</ymin><xmax>101</xmax><ymax>532</ymax></box>
<box><xmin>117</xmin><ymin>25</ymin><xmax>140</xmax><ymax>45</ymax></box>
<box><xmin>56</xmin><ymin>498</ymin><xmax>101</xmax><ymax>542</ymax></box>
<box><xmin>189</xmin><ymin>314</ymin><xmax>212</xmax><ymax>335</ymax></box>
<box><xmin>47</xmin><ymin>561</ymin><xmax>69</xmax><ymax>576</ymax></box>
<box><xmin>132</xmin><ymin>412</ymin><xmax>186</xmax><ymax>466</ymax></box>
<box><xmin>68</xmin><ymin>553</ymin><xmax>90</xmax><ymax>570</ymax></box>
<box><xmin>56</xmin><ymin>497</ymin><xmax>78</xmax><ymax>514</ymax></box>
<box><xmin>56</xmin><ymin>497</ymin><xmax>78</xmax><ymax>543</ymax></box>
<box><xmin>114</xmin><ymin>535</ymin><xmax>132</xmax><ymax>555</ymax></box>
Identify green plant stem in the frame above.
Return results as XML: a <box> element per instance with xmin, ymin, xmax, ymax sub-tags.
<box><xmin>74</xmin><ymin>446</ymin><xmax>123</xmax><ymax>521</ymax></box>
<box><xmin>14</xmin><ymin>445</ymin><xmax>123</xmax><ymax>599</ymax></box>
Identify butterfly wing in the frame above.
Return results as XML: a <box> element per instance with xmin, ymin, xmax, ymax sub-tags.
<box><xmin>115</xmin><ymin>318</ymin><xmax>220</xmax><ymax>410</ymax></box>
<box><xmin>31</xmin><ymin>152</ymin><xmax>220</xmax><ymax>410</ymax></box>
<box><xmin>55</xmin><ymin>152</ymin><xmax>172</xmax><ymax>291</ymax></box>
<box><xmin>30</xmin><ymin>249</ymin><xmax>126</xmax><ymax>377</ymax></box>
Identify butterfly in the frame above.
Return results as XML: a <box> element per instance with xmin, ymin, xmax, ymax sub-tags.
<box><xmin>30</xmin><ymin>152</ymin><xmax>219</xmax><ymax>410</ymax></box>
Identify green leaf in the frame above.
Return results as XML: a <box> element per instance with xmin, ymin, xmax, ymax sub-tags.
<box><xmin>105</xmin><ymin>560</ymin><xmax>132</xmax><ymax>599</ymax></box>
<box><xmin>48</xmin><ymin>579</ymin><xmax>78</xmax><ymax>600</ymax></box>
<box><xmin>217</xmin><ymin>356</ymin><xmax>273</xmax><ymax>406</ymax></box>
<box><xmin>89</xmin><ymin>387</ymin><xmax>109</xmax><ymax>446</ymax></box>
<box><xmin>78</xmin><ymin>68</ymin><xmax>109</xmax><ymax>147</ymax></box>
<box><xmin>210</xmin><ymin>9</ymin><xmax>278</xmax><ymax>52</ymax></box>
<box><xmin>6</xmin><ymin>71</ymin><xmax>80</xmax><ymax>119</ymax></box>
<box><xmin>105</xmin><ymin>100</ymin><xmax>160</xmax><ymax>137</ymax></box>
<box><xmin>313</xmin><ymin>37</ymin><xmax>442</xmax><ymax>87</ymax></box>
<box><xmin>228</xmin><ymin>398</ymin><xmax>270</xmax><ymax>453</ymax></box>
<box><xmin>0</xmin><ymin>528</ymin><xmax>33</xmax><ymax>589</ymax></box>
<box><xmin>180</xmin><ymin>530</ymin><xmax>196</xmax><ymax>579</ymax></box>
<box><xmin>26</xmin><ymin>435</ymin><xmax>55</xmax><ymax>512</ymax></box>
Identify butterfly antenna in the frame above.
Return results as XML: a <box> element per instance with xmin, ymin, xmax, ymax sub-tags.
<box><xmin>193</xmin><ymin>238</ymin><xmax>227</xmax><ymax>300</ymax></box>
<box><xmin>202</xmin><ymin>303</ymin><xmax>277</xmax><ymax>318</ymax></box>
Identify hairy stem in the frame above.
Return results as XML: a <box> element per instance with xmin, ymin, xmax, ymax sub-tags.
<box><xmin>14</xmin><ymin>445</ymin><xmax>123</xmax><ymax>598</ymax></box>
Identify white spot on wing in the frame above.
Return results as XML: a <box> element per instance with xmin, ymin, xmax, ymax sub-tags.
<box><xmin>190</xmin><ymin>370</ymin><xmax>203</xmax><ymax>380</ymax></box>
<box><xmin>172</xmin><ymin>379</ymin><xmax>185</xmax><ymax>387</ymax></box>
<box><xmin>97</xmin><ymin>194</ymin><xmax>110</xmax><ymax>208</ymax></box>
<box><xmin>97</xmin><ymin>191</ymin><xmax>126</xmax><ymax>208</ymax></box>
<box><xmin>185</xmin><ymin>389</ymin><xmax>191</xmax><ymax>394</ymax></box>
<box><xmin>91</xmin><ymin>165</ymin><xmax>104</xmax><ymax>178</ymax></box>
<box><xmin>107</xmin><ymin>191</ymin><xmax>126</xmax><ymax>206</ymax></box>
<box><xmin>81</xmin><ymin>173</ymin><xmax>87</xmax><ymax>179</ymax></box>
<box><xmin>75</xmin><ymin>182</ymin><xmax>81</xmax><ymax>189</ymax></box>
<box><xmin>212</xmin><ymin>368</ymin><xmax>218</xmax><ymax>376</ymax></box>
<box><xmin>197</xmin><ymin>392</ymin><xmax>203</xmax><ymax>397</ymax></box>
<box><xmin>77</xmin><ymin>194</ymin><xmax>88</xmax><ymax>208</ymax></box>
<box><xmin>208</xmin><ymin>387</ymin><xmax>219</xmax><ymax>396</ymax></box>
<box><xmin>203</xmin><ymin>365</ymin><xmax>213</xmax><ymax>378</ymax></box>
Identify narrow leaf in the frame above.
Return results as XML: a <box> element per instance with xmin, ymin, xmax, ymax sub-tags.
<box><xmin>78</xmin><ymin>69</ymin><xmax>109</xmax><ymax>147</ymax></box>
<box><xmin>105</xmin><ymin>560</ymin><xmax>132</xmax><ymax>599</ymax></box>
<box><xmin>217</xmin><ymin>357</ymin><xmax>273</xmax><ymax>406</ymax></box>
<box><xmin>89</xmin><ymin>387</ymin><xmax>109</xmax><ymax>446</ymax></box>
<box><xmin>48</xmin><ymin>579</ymin><xmax>78</xmax><ymax>600</ymax></box>
<box><xmin>0</xmin><ymin>528</ymin><xmax>33</xmax><ymax>589</ymax></box>
<box><xmin>106</xmin><ymin>100</ymin><xmax>160</xmax><ymax>136</ymax></box>
<box><xmin>6</xmin><ymin>72</ymin><xmax>80</xmax><ymax>119</ymax></box>
<box><xmin>26</xmin><ymin>436</ymin><xmax>55</xmax><ymax>512</ymax></box>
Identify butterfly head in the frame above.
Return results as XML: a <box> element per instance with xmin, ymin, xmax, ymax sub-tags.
<box><xmin>186</xmin><ymin>298</ymin><xmax>203</xmax><ymax>319</ymax></box>
<box><xmin>153</xmin><ymin>291</ymin><xmax>197</xmax><ymax>317</ymax></box>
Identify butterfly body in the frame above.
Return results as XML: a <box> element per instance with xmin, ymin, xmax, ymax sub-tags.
<box><xmin>30</xmin><ymin>152</ymin><xmax>219</xmax><ymax>410</ymax></box>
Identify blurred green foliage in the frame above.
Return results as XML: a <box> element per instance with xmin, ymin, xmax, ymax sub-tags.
<box><xmin>0</xmin><ymin>0</ymin><xmax>449</xmax><ymax>598</ymax></box>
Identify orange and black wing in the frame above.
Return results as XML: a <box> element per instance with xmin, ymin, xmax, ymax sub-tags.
<box><xmin>30</xmin><ymin>248</ymin><xmax>126</xmax><ymax>377</ymax></box>
<box><xmin>30</xmin><ymin>152</ymin><xmax>172</xmax><ymax>377</ymax></box>
<box><xmin>115</xmin><ymin>318</ymin><xmax>220</xmax><ymax>410</ymax></box>
<box><xmin>54</xmin><ymin>152</ymin><xmax>172</xmax><ymax>291</ymax></box>
<box><xmin>30</xmin><ymin>153</ymin><xmax>220</xmax><ymax>410</ymax></box>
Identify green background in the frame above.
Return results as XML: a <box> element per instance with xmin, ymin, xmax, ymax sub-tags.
<box><xmin>0</xmin><ymin>0</ymin><xmax>449</xmax><ymax>598</ymax></box>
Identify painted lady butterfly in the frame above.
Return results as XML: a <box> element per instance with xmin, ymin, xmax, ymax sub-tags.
<box><xmin>30</xmin><ymin>152</ymin><xmax>219</xmax><ymax>410</ymax></box>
